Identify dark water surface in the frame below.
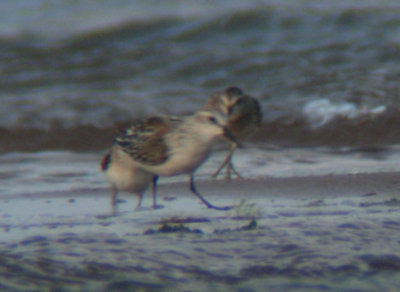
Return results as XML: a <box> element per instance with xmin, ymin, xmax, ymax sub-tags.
<box><xmin>2</xmin><ymin>1</ymin><xmax>400</xmax><ymax>151</ymax></box>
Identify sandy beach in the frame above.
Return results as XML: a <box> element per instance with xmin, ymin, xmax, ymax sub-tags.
<box><xmin>1</xmin><ymin>172</ymin><xmax>400</xmax><ymax>291</ymax></box>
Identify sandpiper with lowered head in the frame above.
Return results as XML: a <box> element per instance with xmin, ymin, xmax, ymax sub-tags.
<box><xmin>101</xmin><ymin>117</ymin><xmax>167</xmax><ymax>212</ymax></box>
<box><xmin>204</xmin><ymin>86</ymin><xmax>262</xmax><ymax>180</ymax></box>
<box><xmin>114</xmin><ymin>110</ymin><xmax>239</xmax><ymax>210</ymax></box>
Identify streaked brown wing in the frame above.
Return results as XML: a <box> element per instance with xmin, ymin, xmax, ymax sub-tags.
<box><xmin>115</xmin><ymin>116</ymin><xmax>180</xmax><ymax>165</ymax></box>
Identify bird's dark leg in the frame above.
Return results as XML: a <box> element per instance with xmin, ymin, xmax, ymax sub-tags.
<box><xmin>212</xmin><ymin>143</ymin><xmax>236</xmax><ymax>179</ymax></box>
<box><xmin>110</xmin><ymin>187</ymin><xmax>118</xmax><ymax>215</ymax></box>
<box><xmin>227</xmin><ymin>161</ymin><xmax>244</xmax><ymax>180</ymax></box>
<box><xmin>152</xmin><ymin>175</ymin><xmax>163</xmax><ymax>209</ymax></box>
<box><xmin>212</xmin><ymin>143</ymin><xmax>243</xmax><ymax>180</ymax></box>
<box><xmin>135</xmin><ymin>192</ymin><xmax>143</xmax><ymax>210</ymax></box>
<box><xmin>225</xmin><ymin>143</ymin><xmax>244</xmax><ymax>179</ymax></box>
<box><xmin>189</xmin><ymin>175</ymin><xmax>232</xmax><ymax>211</ymax></box>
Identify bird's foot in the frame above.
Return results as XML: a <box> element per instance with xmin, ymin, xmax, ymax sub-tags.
<box><xmin>153</xmin><ymin>204</ymin><xmax>165</xmax><ymax>210</ymax></box>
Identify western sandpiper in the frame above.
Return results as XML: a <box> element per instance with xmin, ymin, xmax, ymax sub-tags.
<box><xmin>115</xmin><ymin>110</ymin><xmax>238</xmax><ymax>210</ymax></box>
<box><xmin>204</xmin><ymin>86</ymin><xmax>262</xmax><ymax>180</ymax></box>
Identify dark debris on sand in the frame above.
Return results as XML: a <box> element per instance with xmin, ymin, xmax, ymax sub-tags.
<box><xmin>144</xmin><ymin>219</ymin><xmax>258</xmax><ymax>235</ymax></box>
<box><xmin>144</xmin><ymin>223</ymin><xmax>203</xmax><ymax>235</ymax></box>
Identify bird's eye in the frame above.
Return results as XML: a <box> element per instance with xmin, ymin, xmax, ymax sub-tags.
<box><xmin>208</xmin><ymin>116</ymin><xmax>218</xmax><ymax>124</ymax></box>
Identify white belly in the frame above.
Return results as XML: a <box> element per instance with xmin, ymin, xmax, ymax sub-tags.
<box><xmin>105</xmin><ymin>150</ymin><xmax>153</xmax><ymax>194</ymax></box>
<box><xmin>138</xmin><ymin>147</ymin><xmax>211</xmax><ymax>177</ymax></box>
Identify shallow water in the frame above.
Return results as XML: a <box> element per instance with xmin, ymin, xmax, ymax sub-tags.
<box><xmin>2</xmin><ymin>1</ymin><xmax>400</xmax><ymax>151</ymax></box>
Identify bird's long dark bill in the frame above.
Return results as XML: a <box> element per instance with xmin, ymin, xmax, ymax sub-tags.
<box><xmin>223</xmin><ymin>128</ymin><xmax>243</xmax><ymax>148</ymax></box>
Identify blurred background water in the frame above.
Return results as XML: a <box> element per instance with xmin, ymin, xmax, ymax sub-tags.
<box><xmin>2</xmin><ymin>0</ymin><xmax>400</xmax><ymax>151</ymax></box>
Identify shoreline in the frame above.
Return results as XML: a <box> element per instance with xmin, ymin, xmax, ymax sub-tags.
<box><xmin>1</xmin><ymin>171</ymin><xmax>399</xmax><ymax>244</ymax></box>
<box><xmin>4</xmin><ymin>171</ymin><xmax>400</xmax><ymax>200</ymax></box>
<box><xmin>1</xmin><ymin>172</ymin><xmax>400</xmax><ymax>291</ymax></box>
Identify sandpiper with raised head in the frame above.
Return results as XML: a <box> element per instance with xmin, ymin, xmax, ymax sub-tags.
<box><xmin>204</xmin><ymin>86</ymin><xmax>262</xmax><ymax>180</ymax></box>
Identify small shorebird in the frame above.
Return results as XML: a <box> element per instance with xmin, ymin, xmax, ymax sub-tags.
<box><xmin>101</xmin><ymin>145</ymin><xmax>160</xmax><ymax>212</ymax></box>
<box><xmin>114</xmin><ymin>110</ymin><xmax>238</xmax><ymax>210</ymax></box>
<box><xmin>101</xmin><ymin>117</ymin><xmax>172</xmax><ymax>211</ymax></box>
<box><xmin>204</xmin><ymin>86</ymin><xmax>262</xmax><ymax>180</ymax></box>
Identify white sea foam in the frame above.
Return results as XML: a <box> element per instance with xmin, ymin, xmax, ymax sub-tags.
<box><xmin>302</xmin><ymin>98</ymin><xmax>386</xmax><ymax>127</ymax></box>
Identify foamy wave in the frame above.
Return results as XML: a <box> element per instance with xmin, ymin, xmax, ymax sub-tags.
<box><xmin>302</xmin><ymin>99</ymin><xmax>386</xmax><ymax>127</ymax></box>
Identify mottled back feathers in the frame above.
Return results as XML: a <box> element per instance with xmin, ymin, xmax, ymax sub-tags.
<box><xmin>115</xmin><ymin>116</ymin><xmax>180</xmax><ymax>165</ymax></box>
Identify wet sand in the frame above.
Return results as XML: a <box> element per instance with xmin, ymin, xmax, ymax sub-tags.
<box><xmin>1</xmin><ymin>173</ymin><xmax>400</xmax><ymax>291</ymax></box>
